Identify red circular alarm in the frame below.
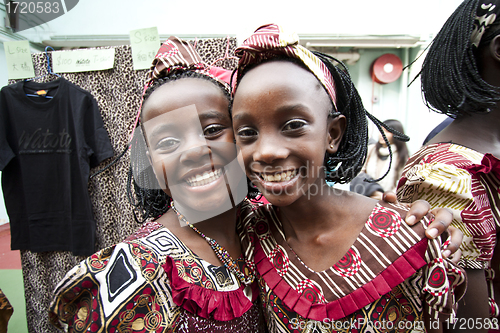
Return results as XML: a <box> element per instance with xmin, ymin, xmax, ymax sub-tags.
<box><xmin>371</xmin><ymin>53</ymin><xmax>403</xmax><ymax>84</ymax></box>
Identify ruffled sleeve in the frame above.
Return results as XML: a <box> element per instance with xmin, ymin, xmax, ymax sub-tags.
<box><xmin>162</xmin><ymin>256</ymin><xmax>258</xmax><ymax>321</ymax></box>
<box><xmin>422</xmin><ymin>237</ymin><xmax>467</xmax><ymax>322</ymax></box>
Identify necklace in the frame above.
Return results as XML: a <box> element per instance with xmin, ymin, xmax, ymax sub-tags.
<box><xmin>170</xmin><ymin>201</ymin><xmax>253</xmax><ymax>285</ymax></box>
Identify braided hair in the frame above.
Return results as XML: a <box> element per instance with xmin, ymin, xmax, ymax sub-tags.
<box><xmin>126</xmin><ymin>71</ymin><xmax>231</xmax><ymax>223</ymax></box>
<box><xmin>312</xmin><ymin>52</ymin><xmax>369</xmax><ymax>184</ymax></box>
<box><xmin>420</xmin><ymin>0</ymin><xmax>500</xmax><ymax>117</ymax></box>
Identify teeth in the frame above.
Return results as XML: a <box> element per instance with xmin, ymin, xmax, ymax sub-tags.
<box><xmin>261</xmin><ymin>170</ymin><xmax>297</xmax><ymax>182</ymax></box>
<box><xmin>186</xmin><ymin>169</ymin><xmax>223</xmax><ymax>187</ymax></box>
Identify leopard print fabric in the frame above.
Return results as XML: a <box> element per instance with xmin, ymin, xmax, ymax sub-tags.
<box><xmin>10</xmin><ymin>38</ymin><xmax>237</xmax><ymax>333</ymax></box>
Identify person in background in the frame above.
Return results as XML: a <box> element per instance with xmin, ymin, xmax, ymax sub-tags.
<box><xmin>397</xmin><ymin>0</ymin><xmax>500</xmax><ymax>331</ymax></box>
<box><xmin>362</xmin><ymin>119</ymin><xmax>409</xmax><ymax>198</ymax></box>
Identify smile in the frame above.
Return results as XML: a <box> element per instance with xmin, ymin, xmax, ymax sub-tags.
<box><xmin>260</xmin><ymin>170</ymin><xmax>297</xmax><ymax>182</ymax></box>
<box><xmin>186</xmin><ymin>169</ymin><xmax>223</xmax><ymax>187</ymax></box>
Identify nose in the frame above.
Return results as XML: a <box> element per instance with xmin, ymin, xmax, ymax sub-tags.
<box><xmin>179</xmin><ymin>135</ymin><xmax>212</xmax><ymax>165</ymax></box>
<box><xmin>253</xmin><ymin>136</ymin><xmax>289</xmax><ymax>165</ymax></box>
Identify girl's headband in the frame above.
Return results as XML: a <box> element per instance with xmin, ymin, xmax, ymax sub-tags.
<box><xmin>144</xmin><ymin>36</ymin><xmax>231</xmax><ymax>91</ymax></box>
<box><xmin>234</xmin><ymin>23</ymin><xmax>337</xmax><ymax>110</ymax></box>
<box><xmin>132</xmin><ymin>37</ymin><xmax>231</xmax><ymax>139</ymax></box>
<box><xmin>471</xmin><ymin>0</ymin><xmax>500</xmax><ymax>47</ymax></box>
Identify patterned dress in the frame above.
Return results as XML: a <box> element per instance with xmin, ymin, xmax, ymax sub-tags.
<box><xmin>0</xmin><ymin>288</ymin><xmax>13</xmax><ymax>332</ymax></box>
<box><xmin>239</xmin><ymin>202</ymin><xmax>466</xmax><ymax>332</ymax></box>
<box><xmin>397</xmin><ymin>143</ymin><xmax>500</xmax><ymax>316</ymax></box>
<box><xmin>49</xmin><ymin>221</ymin><xmax>266</xmax><ymax>332</ymax></box>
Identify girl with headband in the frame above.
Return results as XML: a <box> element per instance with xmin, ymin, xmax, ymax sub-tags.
<box><xmin>232</xmin><ymin>24</ymin><xmax>466</xmax><ymax>332</ymax></box>
<box><xmin>398</xmin><ymin>0</ymin><xmax>500</xmax><ymax>329</ymax></box>
<box><xmin>48</xmin><ymin>35</ymin><xmax>457</xmax><ymax>332</ymax></box>
<box><xmin>49</xmin><ymin>36</ymin><xmax>266</xmax><ymax>332</ymax></box>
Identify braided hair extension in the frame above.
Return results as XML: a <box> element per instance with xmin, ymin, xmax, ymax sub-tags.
<box><xmin>126</xmin><ymin>71</ymin><xmax>231</xmax><ymax>223</ymax></box>
<box><xmin>420</xmin><ymin>0</ymin><xmax>500</xmax><ymax>118</ymax></box>
<box><xmin>311</xmin><ymin>51</ymin><xmax>368</xmax><ymax>184</ymax></box>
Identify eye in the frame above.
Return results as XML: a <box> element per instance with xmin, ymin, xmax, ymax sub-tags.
<box><xmin>203</xmin><ymin>124</ymin><xmax>225</xmax><ymax>138</ymax></box>
<box><xmin>155</xmin><ymin>137</ymin><xmax>180</xmax><ymax>152</ymax></box>
<box><xmin>236</xmin><ymin>126</ymin><xmax>258</xmax><ymax>138</ymax></box>
<box><xmin>282</xmin><ymin>119</ymin><xmax>307</xmax><ymax>132</ymax></box>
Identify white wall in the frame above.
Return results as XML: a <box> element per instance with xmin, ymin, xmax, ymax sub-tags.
<box><xmin>17</xmin><ymin>0</ymin><xmax>463</xmax><ymax>44</ymax></box>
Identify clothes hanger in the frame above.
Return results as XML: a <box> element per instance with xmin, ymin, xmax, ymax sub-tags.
<box><xmin>25</xmin><ymin>46</ymin><xmax>61</xmax><ymax>99</ymax></box>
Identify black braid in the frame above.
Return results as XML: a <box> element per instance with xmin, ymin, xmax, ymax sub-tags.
<box><xmin>419</xmin><ymin>0</ymin><xmax>500</xmax><ymax>117</ymax></box>
<box><xmin>311</xmin><ymin>52</ymin><xmax>368</xmax><ymax>183</ymax></box>
<box><xmin>126</xmin><ymin>71</ymin><xmax>232</xmax><ymax>223</ymax></box>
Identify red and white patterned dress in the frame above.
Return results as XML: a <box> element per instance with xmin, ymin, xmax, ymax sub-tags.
<box><xmin>240</xmin><ymin>201</ymin><xmax>466</xmax><ymax>332</ymax></box>
<box><xmin>49</xmin><ymin>221</ymin><xmax>265</xmax><ymax>332</ymax></box>
<box><xmin>397</xmin><ymin>143</ymin><xmax>500</xmax><ymax>317</ymax></box>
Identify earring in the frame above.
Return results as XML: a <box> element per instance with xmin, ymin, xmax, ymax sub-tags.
<box><xmin>330</xmin><ymin>144</ymin><xmax>334</xmax><ymax>149</ymax></box>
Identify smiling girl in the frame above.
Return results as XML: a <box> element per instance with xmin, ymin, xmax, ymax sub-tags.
<box><xmin>49</xmin><ymin>37</ymin><xmax>265</xmax><ymax>332</ymax></box>
<box><xmin>232</xmin><ymin>24</ymin><xmax>466</xmax><ymax>332</ymax></box>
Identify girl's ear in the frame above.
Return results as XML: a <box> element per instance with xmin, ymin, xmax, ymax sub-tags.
<box><xmin>482</xmin><ymin>34</ymin><xmax>500</xmax><ymax>87</ymax></box>
<box><xmin>326</xmin><ymin>114</ymin><xmax>346</xmax><ymax>154</ymax></box>
<box><xmin>490</xmin><ymin>34</ymin><xmax>500</xmax><ymax>61</ymax></box>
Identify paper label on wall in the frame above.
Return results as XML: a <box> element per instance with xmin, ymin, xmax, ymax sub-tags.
<box><xmin>52</xmin><ymin>49</ymin><xmax>115</xmax><ymax>73</ymax></box>
<box><xmin>4</xmin><ymin>41</ymin><xmax>35</xmax><ymax>79</ymax></box>
<box><xmin>130</xmin><ymin>27</ymin><xmax>160</xmax><ymax>70</ymax></box>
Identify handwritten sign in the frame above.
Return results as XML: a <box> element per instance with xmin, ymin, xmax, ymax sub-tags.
<box><xmin>52</xmin><ymin>48</ymin><xmax>115</xmax><ymax>73</ymax></box>
<box><xmin>4</xmin><ymin>41</ymin><xmax>35</xmax><ymax>79</ymax></box>
<box><xmin>130</xmin><ymin>27</ymin><xmax>160</xmax><ymax>70</ymax></box>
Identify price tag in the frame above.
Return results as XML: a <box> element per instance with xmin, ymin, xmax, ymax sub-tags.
<box><xmin>52</xmin><ymin>48</ymin><xmax>115</xmax><ymax>73</ymax></box>
<box><xmin>129</xmin><ymin>27</ymin><xmax>160</xmax><ymax>70</ymax></box>
<box><xmin>4</xmin><ymin>41</ymin><xmax>35</xmax><ymax>79</ymax></box>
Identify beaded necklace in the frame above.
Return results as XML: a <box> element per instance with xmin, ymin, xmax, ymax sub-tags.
<box><xmin>170</xmin><ymin>201</ymin><xmax>254</xmax><ymax>285</ymax></box>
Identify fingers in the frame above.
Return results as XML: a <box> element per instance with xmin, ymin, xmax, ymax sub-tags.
<box><xmin>381</xmin><ymin>197</ymin><xmax>460</xmax><ymax>260</ymax></box>
<box><xmin>442</xmin><ymin>225</ymin><xmax>463</xmax><ymax>261</ymax></box>
<box><xmin>381</xmin><ymin>195</ymin><xmax>461</xmax><ymax>261</ymax></box>
<box><xmin>405</xmin><ymin>199</ymin><xmax>431</xmax><ymax>226</ymax></box>
<box><xmin>425</xmin><ymin>207</ymin><xmax>453</xmax><ymax>240</ymax></box>
<box><xmin>381</xmin><ymin>191</ymin><xmax>397</xmax><ymax>203</ymax></box>
<box><xmin>448</xmin><ymin>248</ymin><xmax>462</xmax><ymax>264</ymax></box>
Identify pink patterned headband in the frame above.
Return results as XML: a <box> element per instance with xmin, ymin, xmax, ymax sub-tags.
<box><xmin>234</xmin><ymin>23</ymin><xmax>337</xmax><ymax>109</ymax></box>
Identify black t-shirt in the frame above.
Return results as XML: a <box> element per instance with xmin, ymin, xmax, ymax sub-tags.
<box><xmin>0</xmin><ymin>78</ymin><xmax>114</xmax><ymax>255</ymax></box>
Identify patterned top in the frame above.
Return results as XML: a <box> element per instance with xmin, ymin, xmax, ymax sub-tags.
<box><xmin>0</xmin><ymin>288</ymin><xmax>13</xmax><ymax>329</ymax></box>
<box><xmin>239</xmin><ymin>202</ymin><xmax>466</xmax><ymax>332</ymax></box>
<box><xmin>397</xmin><ymin>143</ymin><xmax>500</xmax><ymax>269</ymax></box>
<box><xmin>49</xmin><ymin>221</ymin><xmax>266</xmax><ymax>332</ymax></box>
